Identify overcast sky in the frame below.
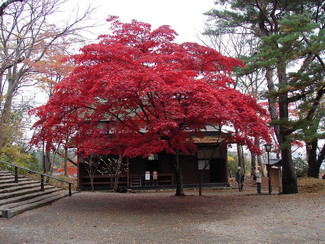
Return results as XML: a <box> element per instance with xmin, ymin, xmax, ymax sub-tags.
<box><xmin>83</xmin><ymin>0</ymin><xmax>216</xmax><ymax>43</ymax></box>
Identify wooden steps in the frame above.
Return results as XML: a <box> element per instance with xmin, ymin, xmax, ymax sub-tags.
<box><xmin>131</xmin><ymin>176</ymin><xmax>142</xmax><ymax>187</ymax></box>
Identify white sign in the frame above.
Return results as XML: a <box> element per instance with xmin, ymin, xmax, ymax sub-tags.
<box><xmin>145</xmin><ymin>171</ymin><xmax>150</xmax><ymax>181</ymax></box>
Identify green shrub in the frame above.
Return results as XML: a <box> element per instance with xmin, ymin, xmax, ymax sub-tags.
<box><xmin>0</xmin><ymin>145</ymin><xmax>41</xmax><ymax>172</ymax></box>
<box><xmin>293</xmin><ymin>157</ymin><xmax>308</xmax><ymax>177</ymax></box>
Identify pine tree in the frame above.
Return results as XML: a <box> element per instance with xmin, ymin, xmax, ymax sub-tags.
<box><xmin>205</xmin><ymin>0</ymin><xmax>325</xmax><ymax>193</ymax></box>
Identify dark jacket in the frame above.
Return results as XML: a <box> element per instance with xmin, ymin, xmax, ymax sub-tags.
<box><xmin>235</xmin><ymin>170</ymin><xmax>242</xmax><ymax>183</ymax></box>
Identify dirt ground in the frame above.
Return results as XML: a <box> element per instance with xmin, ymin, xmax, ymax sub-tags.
<box><xmin>0</xmin><ymin>185</ymin><xmax>324</xmax><ymax>244</ymax></box>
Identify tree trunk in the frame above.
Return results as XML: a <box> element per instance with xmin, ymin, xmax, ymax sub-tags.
<box><xmin>172</xmin><ymin>153</ymin><xmax>185</xmax><ymax>196</ymax></box>
<box><xmin>0</xmin><ymin>84</ymin><xmax>14</xmax><ymax>147</ymax></box>
<box><xmin>237</xmin><ymin>144</ymin><xmax>245</xmax><ymax>170</ymax></box>
<box><xmin>45</xmin><ymin>150</ymin><xmax>52</xmax><ymax>173</ymax></box>
<box><xmin>83</xmin><ymin>156</ymin><xmax>98</xmax><ymax>192</ymax></box>
<box><xmin>198</xmin><ymin>160</ymin><xmax>209</xmax><ymax>196</ymax></box>
<box><xmin>278</xmin><ymin>64</ymin><xmax>298</xmax><ymax>194</ymax></box>
<box><xmin>0</xmin><ymin>66</ymin><xmax>23</xmax><ymax>148</ymax></box>
<box><xmin>281</xmin><ymin>146</ymin><xmax>298</xmax><ymax>194</ymax></box>
<box><xmin>255</xmin><ymin>140</ymin><xmax>265</xmax><ymax>177</ymax></box>
<box><xmin>87</xmin><ymin>164</ymin><xmax>95</xmax><ymax>192</ymax></box>
<box><xmin>251</xmin><ymin>138</ymin><xmax>261</xmax><ymax>175</ymax></box>
<box><xmin>257</xmin><ymin>154</ymin><xmax>264</xmax><ymax>177</ymax></box>
<box><xmin>306</xmin><ymin>140</ymin><xmax>321</xmax><ymax>178</ymax></box>
<box><xmin>265</xmin><ymin>68</ymin><xmax>280</xmax><ymax>142</ymax></box>
<box><xmin>251</xmin><ymin>153</ymin><xmax>257</xmax><ymax>175</ymax></box>
<box><xmin>64</xmin><ymin>148</ymin><xmax>68</xmax><ymax>177</ymax></box>
<box><xmin>113</xmin><ymin>155</ymin><xmax>123</xmax><ymax>191</ymax></box>
<box><xmin>90</xmin><ymin>174</ymin><xmax>95</xmax><ymax>192</ymax></box>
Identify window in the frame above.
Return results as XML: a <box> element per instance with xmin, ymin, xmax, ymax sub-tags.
<box><xmin>198</xmin><ymin>159</ymin><xmax>210</xmax><ymax>170</ymax></box>
<box><xmin>148</xmin><ymin>154</ymin><xmax>158</xmax><ymax>160</ymax></box>
<box><xmin>197</xmin><ymin>148</ymin><xmax>218</xmax><ymax>170</ymax></box>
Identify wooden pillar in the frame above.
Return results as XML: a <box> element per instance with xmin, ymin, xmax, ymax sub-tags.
<box><xmin>127</xmin><ymin>157</ymin><xmax>130</xmax><ymax>187</ymax></box>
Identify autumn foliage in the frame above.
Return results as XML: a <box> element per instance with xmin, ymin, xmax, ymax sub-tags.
<box><xmin>30</xmin><ymin>17</ymin><xmax>270</xmax><ymax>157</ymax></box>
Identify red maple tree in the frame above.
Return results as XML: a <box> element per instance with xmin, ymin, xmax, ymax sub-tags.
<box><xmin>31</xmin><ymin>17</ymin><xmax>271</xmax><ymax>195</ymax></box>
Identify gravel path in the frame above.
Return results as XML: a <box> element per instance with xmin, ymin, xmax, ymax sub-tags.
<box><xmin>0</xmin><ymin>186</ymin><xmax>324</xmax><ymax>244</ymax></box>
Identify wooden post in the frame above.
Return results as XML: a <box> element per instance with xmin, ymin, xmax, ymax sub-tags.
<box><xmin>126</xmin><ymin>157</ymin><xmax>130</xmax><ymax>187</ymax></box>
<box><xmin>14</xmin><ymin>166</ymin><xmax>18</xmax><ymax>183</ymax></box>
<box><xmin>40</xmin><ymin>174</ymin><xmax>44</xmax><ymax>191</ymax></box>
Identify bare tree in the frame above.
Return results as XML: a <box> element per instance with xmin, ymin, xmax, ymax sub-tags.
<box><xmin>0</xmin><ymin>0</ymin><xmax>95</xmax><ymax>147</ymax></box>
<box><xmin>83</xmin><ymin>155</ymin><xmax>101</xmax><ymax>192</ymax></box>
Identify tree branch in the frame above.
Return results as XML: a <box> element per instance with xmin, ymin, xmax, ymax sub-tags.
<box><xmin>255</xmin><ymin>0</ymin><xmax>274</xmax><ymax>35</ymax></box>
<box><xmin>0</xmin><ymin>0</ymin><xmax>23</xmax><ymax>16</ymax></box>
<box><xmin>0</xmin><ymin>56</ymin><xmax>25</xmax><ymax>76</ymax></box>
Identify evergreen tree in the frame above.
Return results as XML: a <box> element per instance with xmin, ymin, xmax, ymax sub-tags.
<box><xmin>205</xmin><ymin>0</ymin><xmax>325</xmax><ymax>193</ymax></box>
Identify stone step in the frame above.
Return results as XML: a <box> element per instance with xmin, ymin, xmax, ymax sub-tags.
<box><xmin>0</xmin><ymin>190</ymin><xmax>67</xmax><ymax>212</ymax></box>
<box><xmin>0</xmin><ymin>169</ymin><xmax>74</xmax><ymax>218</ymax></box>
<box><xmin>0</xmin><ymin>185</ymin><xmax>56</xmax><ymax>200</ymax></box>
<box><xmin>0</xmin><ymin>182</ymin><xmax>43</xmax><ymax>194</ymax></box>
<box><xmin>0</xmin><ymin>187</ymin><xmax>63</xmax><ymax>206</ymax></box>
<box><xmin>0</xmin><ymin>177</ymin><xmax>31</xmax><ymax>184</ymax></box>
<box><xmin>1</xmin><ymin>191</ymin><xmax>69</xmax><ymax>218</ymax></box>
<box><xmin>0</xmin><ymin>175</ymin><xmax>15</xmax><ymax>180</ymax></box>
<box><xmin>0</xmin><ymin>179</ymin><xmax>36</xmax><ymax>189</ymax></box>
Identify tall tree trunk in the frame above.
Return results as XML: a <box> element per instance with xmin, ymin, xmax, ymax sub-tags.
<box><xmin>265</xmin><ymin>68</ymin><xmax>280</xmax><ymax>141</ymax></box>
<box><xmin>0</xmin><ymin>85</ymin><xmax>14</xmax><ymax>147</ymax></box>
<box><xmin>172</xmin><ymin>153</ymin><xmax>185</xmax><ymax>196</ymax></box>
<box><xmin>0</xmin><ymin>66</ymin><xmax>21</xmax><ymax>148</ymax></box>
<box><xmin>278</xmin><ymin>64</ymin><xmax>298</xmax><ymax>194</ymax></box>
<box><xmin>281</xmin><ymin>146</ymin><xmax>298</xmax><ymax>193</ymax></box>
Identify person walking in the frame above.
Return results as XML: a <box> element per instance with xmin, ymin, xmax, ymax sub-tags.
<box><xmin>240</xmin><ymin>171</ymin><xmax>245</xmax><ymax>191</ymax></box>
<box><xmin>255</xmin><ymin>166</ymin><xmax>262</xmax><ymax>194</ymax></box>
<box><xmin>235</xmin><ymin>167</ymin><xmax>244</xmax><ymax>192</ymax></box>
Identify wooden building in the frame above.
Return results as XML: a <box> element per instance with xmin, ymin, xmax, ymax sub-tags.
<box><xmin>77</xmin><ymin>132</ymin><xmax>229</xmax><ymax>190</ymax></box>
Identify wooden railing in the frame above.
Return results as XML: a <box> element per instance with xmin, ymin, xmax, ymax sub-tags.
<box><xmin>0</xmin><ymin>160</ymin><xmax>73</xmax><ymax>196</ymax></box>
<box><xmin>80</xmin><ymin>173</ymin><xmax>174</xmax><ymax>188</ymax></box>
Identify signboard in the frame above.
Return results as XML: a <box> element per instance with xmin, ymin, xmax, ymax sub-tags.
<box><xmin>145</xmin><ymin>171</ymin><xmax>150</xmax><ymax>181</ymax></box>
<box><xmin>153</xmin><ymin>171</ymin><xmax>158</xmax><ymax>180</ymax></box>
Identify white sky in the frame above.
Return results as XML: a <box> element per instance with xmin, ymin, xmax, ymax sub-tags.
<box><xmin>82</xmin><ymin>0</ymin><xmax>216</xmax><ymax>43</ymax></box>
